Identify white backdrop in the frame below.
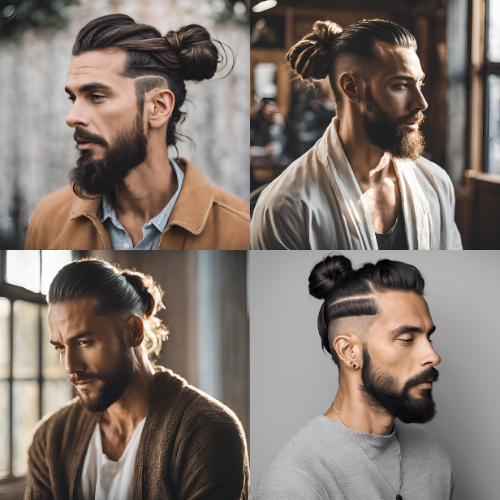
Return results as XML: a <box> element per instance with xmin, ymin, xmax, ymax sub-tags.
<box><xmin>250</xmin><ymin>250</ymin><xmax>500</xmax><ymax>500</ymax></box>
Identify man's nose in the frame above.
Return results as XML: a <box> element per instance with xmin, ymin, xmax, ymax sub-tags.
<box><xmin>62</xmin><ymin>348</ymin><xmax>84</xmax><ymax>374</ymax></box>
<box><xmin>66</xmin><ymin>99</ymin><xmax>89</xmax><ymax>128</ymax></box>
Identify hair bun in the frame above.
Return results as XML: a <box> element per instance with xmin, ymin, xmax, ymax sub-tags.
<box><xmin>308</xmin><ymin>255</ymin><xmax>353</xmax><ymax>300</ymax></box>
<box><xmin>121</xmin><ymin>270</ymin><xmax>164</xmax><ymax>318</ymax></box>
<box><xmin>287</xmin><ymin>20</ymin><xmax>342</xmax><ymax>81</ymax></box>
<box><xmin>164</xmin><ymin>24</ymin><xmax>219</xmax><ymax>81</ymax></box>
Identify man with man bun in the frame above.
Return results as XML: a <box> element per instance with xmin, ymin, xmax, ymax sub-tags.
<box><xmin>25</xmin><ymin>259</ymin><xmax>249</xmax><ymax>500</ymax></box>
<box><xmin>251</xmin><ymin>19</ymin><xmax>461</xmax><ymax>250</ymax></box>
<box><xmin>255</xmin><ymin>255</ymin><xmax>454</xmax><ymax>499</ymax></box>
<box><xmin>26</xmin><ymin>14</ymin><xmax>249</xmax><ymax>250</ymax></box>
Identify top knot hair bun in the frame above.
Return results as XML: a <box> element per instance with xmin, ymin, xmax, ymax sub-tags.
<box><xmin>287</xmin><ymin>20</ymin><xmax>343</xmax><ymax>81</ymax></box>
<box><xmin>121</xmin><ymin>270</ymin><xmax>164</xmax><ymax>319</ymax></box>
<box><xmin>308</xmin><ymin>254</ymin><xmax>353</xmax><ymax>300</ymax></box>
<box><xmin>164</xmin><ymin>24</ymin><xmax>220</xmax><ymax>81</ymax></box>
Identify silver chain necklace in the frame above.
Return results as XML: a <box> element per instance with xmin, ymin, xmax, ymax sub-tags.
<box><xmin>331</xmin><ymin>403</ymin><xmax>403</xmax><ymax>500</ymax></box>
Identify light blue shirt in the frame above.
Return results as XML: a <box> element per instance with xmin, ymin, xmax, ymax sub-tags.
<box><xmin>101</xmin><ymin>158</ymin><xmax>184</xmax><ymax>250</ymax></box>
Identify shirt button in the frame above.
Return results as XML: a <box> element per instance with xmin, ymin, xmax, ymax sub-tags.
<box><xmin>123</xmin><ymin>243</ymin><xmax>130</xmax><ymax>249</ymax></box>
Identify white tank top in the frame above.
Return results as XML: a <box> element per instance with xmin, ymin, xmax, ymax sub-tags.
<box><xmin>79</xmin><ymin>417</ymin><xmax>146</xmax><ymax>500</ymax></box>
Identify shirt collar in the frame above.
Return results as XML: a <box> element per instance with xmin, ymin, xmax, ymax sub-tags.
<box><xmin>101</xmin><ymin>158</ymin><xmax>184</xmax><ymax>230</ymax></box>
<box><xmin>69</xmin><ymin>157</ymin><xmax>214</xmax><ymax>236</ymax></box>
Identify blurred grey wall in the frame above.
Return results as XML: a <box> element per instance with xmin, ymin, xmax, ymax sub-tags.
<box><xmin>250</xmin><ymin>250</ymin><xmax>500</xmax><ymax>500</ymax></box>
<box><xmin>0</xmin><ymin>0</ymin><xmax>249</xmax><ymax>247</ymax></box>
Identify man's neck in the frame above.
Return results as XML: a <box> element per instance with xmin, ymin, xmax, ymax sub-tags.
<box><xmin>324</xmin><ymin>378</ymin><xmax>395</xmax><ymax>436</ymax></box>
<box><xmin>337</xmin><ymin>113</ymin><xmax>393</xmax><ymax>189</ymax></box>
<box><xmin>101</xmin><ymin>351</ymin><xmax>155</xmax><ymax>435</ymax></box>
<box><xmin>113</xmin><ymin>143</ymin><xmax>178</xmax><ymax>245</ymax></box>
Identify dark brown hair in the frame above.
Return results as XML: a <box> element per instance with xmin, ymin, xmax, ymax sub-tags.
<box><xmin>309</xmin><ymin>254</ymin><xmax>425</xmax><ymax>365</ymax></box>
<box><xmin>72</xmin><ymin>14</ymin><xmax>231</xmax><ymax>150</ymax></box>
<box><xmin>48</xmin><ymin>258</ymin><xmax>168</xmax><ymax>357</ymax></box>
<box><xmin>287</xmin><ymin>19</ymin><xmax>417</xmax><ymax>115</ymax></box>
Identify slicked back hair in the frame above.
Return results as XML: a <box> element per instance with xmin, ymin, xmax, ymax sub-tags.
<box><xmin>72</xmin><ymin>14</ymin><xmax>227</xmax><ymax>151</ymax></box>
<box><xmin>308</xmin><ymin>255</ymin><xmax>425</xmax><ymax>366</ymax></box>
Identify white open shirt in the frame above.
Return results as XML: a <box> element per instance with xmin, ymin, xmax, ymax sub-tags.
<box><xmin>79</xmin><ymin>418</ymin><xmax>146</xmax><ymax>500</ymax></box>
<box><xmin>251</xmin><ymin>116</ymin><xmax>462</xmax><ymax>250</ymax></box>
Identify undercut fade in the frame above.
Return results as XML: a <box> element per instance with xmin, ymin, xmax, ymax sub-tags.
<box><xmin>287</xmin><ymin>19</ymin><xmax>417</xmax><ymax>116</ymax></box>
<box><xmin>308</xmin><ymin>254</ymin><xmax>425</xmax><ymax>366</ymax></box>
<box><xmin>72</xmin><ymin>14</ymin><xmax>231</xmax><ymax>152</ymax></box>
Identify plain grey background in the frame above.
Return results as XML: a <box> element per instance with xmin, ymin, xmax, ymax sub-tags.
<box><xmin>250</xmin><ymin>251</ymin><xmax>500</xmax><ymax>500</ymax></box>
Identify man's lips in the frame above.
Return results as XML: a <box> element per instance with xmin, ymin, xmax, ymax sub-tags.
<box><xmin>76</xmin><ymin>139</ymin><xmax>97</xmax><ymax>150</ymax></box>
<box><xmin>76</xmin><ymin>379</ymin><xmax>95</xmax><ymax>388</ymax></box>
<box><xmin>414</xmin><ymin>378</ymin><xmax>434</xmax><ymax>389</ymax></box>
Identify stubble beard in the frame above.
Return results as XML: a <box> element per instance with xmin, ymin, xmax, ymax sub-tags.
<box><xmin>70</xmin><ymin>337</ymin><xmax>137</xmax><ymax>413</ymax></box>
<box><xmin>360</xmin><ymin>345</ymin><xmax>439</xmax><ymax>424</ymax></box>
<box><xmin>362</xmin><ymin>85</ymin><xmax>425</xmax><ymax>162</ymax></box>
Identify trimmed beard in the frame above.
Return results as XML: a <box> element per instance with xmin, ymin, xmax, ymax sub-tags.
<box><xmin>69</xmin><ymin>333</ymin><xmax>136</xmax><ymax>412</ymax></box>
<box><xmin>360</xmin><ymin>345</ymin><xmax>439</xmax><ymax>424</ymax></box>
<box><xmin>69</xmin><ymin>113</ymin><xmax>148</xmax><ymax>198</ymax></box>
<box><xmin>362</xmin><ymin>85</ymin><xmax>425</xmax><ymax>161</ymax></box>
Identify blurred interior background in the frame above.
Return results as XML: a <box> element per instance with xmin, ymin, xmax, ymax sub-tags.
<box><xmin>0</xmin><ymin>250</ymin><xmax>249</xmax><ymax>499</ymax></box>
<box><xmin>0</xmin><ymin>0</ymin><xmax>250</xmax><ymax>249</ymax></box>
<box><xmin>250</xmin><ymin>0</ymin><xmax>500</xmax><ymax>249</ymax></box>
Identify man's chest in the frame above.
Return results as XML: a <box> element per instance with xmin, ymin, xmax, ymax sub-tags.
<box><xmin>361</xmin><ymin>179</ymin><xmax>402</xmax><ymax>234</ymax></box>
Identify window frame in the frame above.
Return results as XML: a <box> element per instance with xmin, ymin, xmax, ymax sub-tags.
<box><xmin>0</xmin><ymin>251</ymin><xmax>73</xmax><ymax>483</ymax></box>
<box><xmin>469</xmin><ymin>0</ymin><xmax>500</xmax><ymax>175</ymax></box>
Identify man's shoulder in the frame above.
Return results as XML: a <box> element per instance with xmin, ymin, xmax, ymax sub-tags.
<box><xmin>31</xmin><ymin>397</ymin><xmax>87</xmax><ymax>444</ymax></box>
<box><xmin>411</xmin><ymin>156</ymin><xmax>454</xmax><ymax>190</ymax></box>
<box><xmin>256</xmin><ymin>149</ymin><xmax>323</xmax><ymax>212</ymax></box>
<box><xmin>154</xmin><ymin>368</ymin><xmax>245</xmax><ymax>437</ymax></box>
<box><xmin>397</xmin><ymin>423</ymin><xmax>452</xmax><ymax>466</ymax></box>
<box><xmin>33</xmin><ymin>185</ymin><xmax>77</xmax><ymax>215</ymax></box>
<box><xmin>255</xmin><ymin>417</ymin><xmax>333</xmax><ymax>499</ymax></box>
<box><xmin>211</xmin><ymin>184</ymin><xmax>250</xmax><ymax>224</ymax></box>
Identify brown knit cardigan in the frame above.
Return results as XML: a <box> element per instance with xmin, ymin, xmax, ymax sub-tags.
<box><xmin>24</xmin><ymin>367</ymin><xmax>249</xmax><ymax>500</ymax></box>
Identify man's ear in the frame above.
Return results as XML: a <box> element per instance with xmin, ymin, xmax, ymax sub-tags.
<box><xmin>124</xmin><ymin>315</ymin><xmax>145</xmax><ymax>348</ymax></box>
<box><xmin>334</xmin><ymin>334</ymin><xmax>362</xmax><ymax>371</ymax></box>
<box><xmin>146</xmin><ymin>88</ymin><xmax>175</xmax><ymax>129</ymax></box>
<box><xmin>338</xmin><ymin>72</ymin><xmax>363</xmax><ymax>105</ymax></box>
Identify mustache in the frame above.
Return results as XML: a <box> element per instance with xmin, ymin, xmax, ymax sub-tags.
<box><xmin>397</xmin><ymin>111</ymin><xmax>425</xmax><ymax>127</ymax></box>
<box><xmin>406</xmin><ymin>367</ymin><xmax>439</xmax><ymax>389</ymax></box>
<box><xmin>69</xmin><ymin>373</ymin><xmax>102</xmax><ymax>386</ymax></box>
<box><xmin>73</xmin><ymin>127</ymin><xmax>108</xmax><ymax>148</ymax></box>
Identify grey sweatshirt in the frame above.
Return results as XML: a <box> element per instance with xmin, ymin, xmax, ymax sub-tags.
<box><xmin>254</xmin><ymin>416</ymin><xmax>454</xmax><ymax>500</ymax></box>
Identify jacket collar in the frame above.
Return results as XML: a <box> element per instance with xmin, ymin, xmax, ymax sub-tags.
<box><xmin>67</xmin><ymin>158</ymin><xmax>214</xmax><ymax>236</ymax></box>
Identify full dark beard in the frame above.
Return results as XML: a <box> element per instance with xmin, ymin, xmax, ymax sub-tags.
<box><xmin>360</xmin><ymin>345</ymin><xmax>439</xmax><ymax>424</ymax></box>
<box><xmin>69</xmin><ymin>114</ymin><xmax>148</xmax><ymax>198</ymax></box>
<box><xmin>70</xmin><ymin>340</ymin><xmax>136</xmax><ymax>412</ymax></box>
<box><xmin>362</xmin><ymin>85</ymin><xmax>425</xmax><ymax>161</ymax></box>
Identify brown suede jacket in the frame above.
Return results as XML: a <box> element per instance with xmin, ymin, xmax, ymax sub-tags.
<box><xmin>25</xmin><ymin>159</ymin><xmax>250</xmax><ymax>250</ymax></box>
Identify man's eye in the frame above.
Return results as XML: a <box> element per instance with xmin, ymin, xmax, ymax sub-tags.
<box><xmin>67</xmin><ymin>96</ymin><xmax>75</xmax><ymax>102</ymax></box>
<box><xmin>77</xmin><ymin>340</ymin><xmax>91</xmax><ymax>347</ymax></box>
<box><xmin>396</xmin><ymin>83</ymin><xmax>408</xmax><ymax>89</ymax></box>
<box><xmin>91</xmin><ymin>95</ymin><xmax>104</xmax><ymax>101</ymax></box>
<box><xmin>54</xmin><ymin>345</ymin><xmax>64</xmax><ymax>351</ymax></box>
<box><xmin>400</xmin><ymin>338</ymin><xmax>413</xmax><ymax>344</ymax></box>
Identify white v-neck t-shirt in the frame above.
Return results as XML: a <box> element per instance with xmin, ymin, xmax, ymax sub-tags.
<box><xmin>79</xmin><ymin>417</ymin><xmax>146</xmax><ymax>500</ymax></box>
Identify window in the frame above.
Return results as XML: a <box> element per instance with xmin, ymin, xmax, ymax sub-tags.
<box><xmin>486</xmin><ymin>0</ymin><xmax>500</xmax><ymax>174</ymax></box>
<box><xmin>0</xmin><ymin>251</ymin><xmax>73</xmax><ymax>480</ymax></box>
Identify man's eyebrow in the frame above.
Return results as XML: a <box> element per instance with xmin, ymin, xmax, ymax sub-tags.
<box><xmin>391</xmin><ymin>324</ymin><xmax>436</xmax><ymax>335</ymax></box>
<box><xmin>64</xmin><ymin>83</ymin><xmax>112</xmax><ymax>95</ymax></box>
<box><xmin>50</xmin><ymin>331</ymin><xmax>95</xmax><ymax>345</ymax></box>
<box><xmin>390</xmin><ymin>73</ymin><xmax>426</xmax><ymax>82</ymax></box>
